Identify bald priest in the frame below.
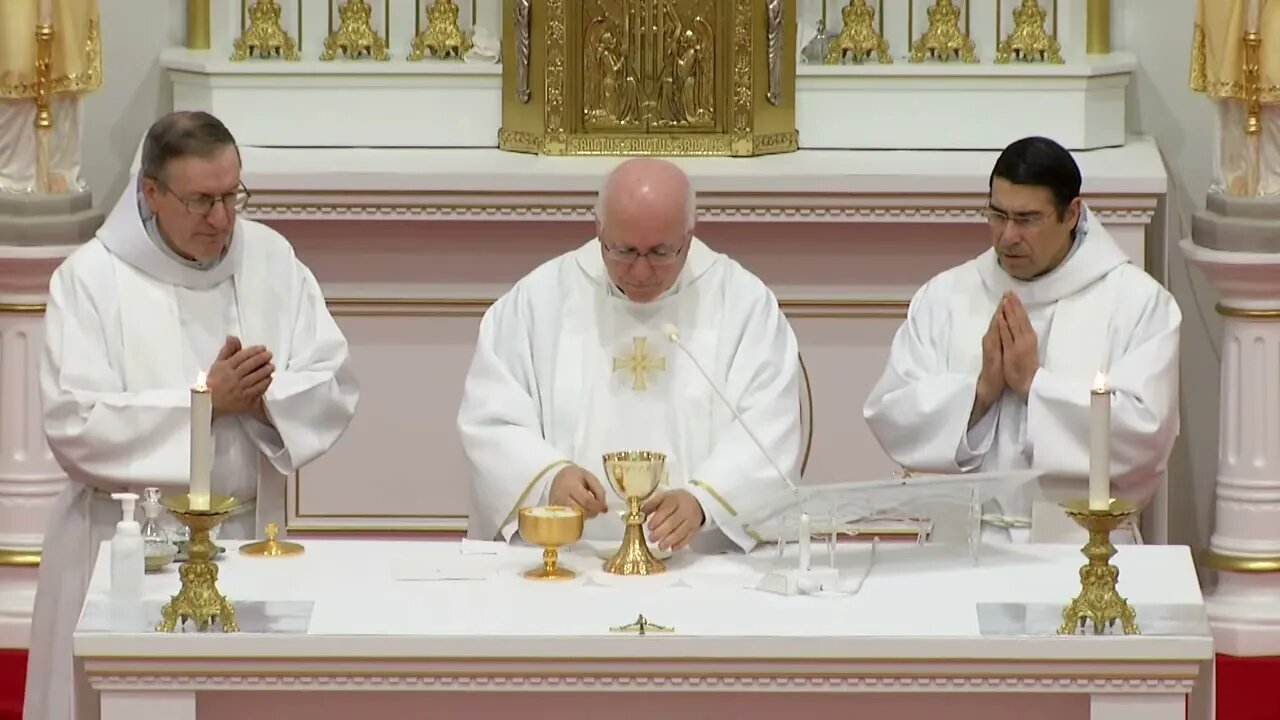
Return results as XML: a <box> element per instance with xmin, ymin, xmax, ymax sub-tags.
<box><xmin>458</xmin><ymin>158</ymin><xmax>802</xmax><ymax>553</ymax></box>
<box><xmin>863</xmin><ymin>136</ymin><xmax>1181</xmax><ymax>542</ymax></box>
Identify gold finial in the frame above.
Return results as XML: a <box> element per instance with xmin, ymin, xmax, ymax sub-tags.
<box><xmin>996</xmin><ymin>0</ymin><xmax>1062</xmax><ymax>64</ymax></box>
<box><xmin>910</xmin><ymin>0</ymin><xmax>977</xmax><ymax>63</ymax></box>
<box><xmin>825</xmin><ymin>0</ymin><xmax>892</xmax><ymax>64</ymax></box>
<box><xmin>232</xmin><ymin>0</ymin><xmax>301</xmax><ymax>60</ymax></box>
<box><xmin>321</xmin><ymin>0</ymin><xmax>390</xmax><ymax>61</ymax></box>
<box><xmin>409</xmin><ymin>0</ymin><xmax>473</xmax><ymax>60</ymax></box>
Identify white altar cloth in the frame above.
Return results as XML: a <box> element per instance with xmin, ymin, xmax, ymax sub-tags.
<box><xmin>74</xmin><ymin>539</ymin><xmax>1211</xmax><ymax>720</ymax></box>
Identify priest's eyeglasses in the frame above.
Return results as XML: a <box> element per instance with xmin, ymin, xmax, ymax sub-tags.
<box><xmin>601</xmin><ymin>241</ymin><xmax>686</xmax><ymax>266</ymax></box>
<box><xmin>983</xmin><ymin>205</ymin><xmax>1047</xmax><ymax>230</ymax></box>
<box><xmin>162</xmin><ymin>181</ymin><xmax>252</xmax><ymax>216</ymax></box>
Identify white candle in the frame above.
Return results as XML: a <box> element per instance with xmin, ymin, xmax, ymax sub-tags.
<box><xmin>1248</xmin><ymin>0</ymin><xmax>1261</xmax><ymax>32</ymax></box>
<box><xmin>189</xmin><ymin>372</ymin><xmax>212</xmax><ymax>511</ymax></box>
<box><xmin>798</xmin><ymin>512</ymin><xmax>811</xmax><ymax>570</ymax></box>
<box><xmin>1089</xmin><ymin>371</ymin><xmax>1111</xmax><ymax>511</ymax></box>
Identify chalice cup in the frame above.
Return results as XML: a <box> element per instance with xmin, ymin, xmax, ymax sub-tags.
<box><xmin>602</xmin><ymin>450</ymin><xmax>667</xmax><ymax>576</ymax></box>
<box><xmin>518</xmin><ymin>505</ymin><xmax>584</xmax><ymax>580</ymax></box>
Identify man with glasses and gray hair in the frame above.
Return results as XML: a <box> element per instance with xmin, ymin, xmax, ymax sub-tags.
<box><xmin>25</xmin><ymin>111</ymin><xmax>359</xmax><ymax>720</ymax></box>
<box><xmin>863</xmin><ymin>136</ymin><xmax>1181</xmax><ymax>544</ymax></box>
<box><xmin>459</xmin><ymin>157</ymin><xmax>802</xmax><ymax>555</ymax></box>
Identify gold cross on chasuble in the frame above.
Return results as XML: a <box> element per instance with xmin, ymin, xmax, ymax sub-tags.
<box><xmin>613</xmin><ymin>336</ymin><xmax>666</xmax><ymax>391</ymax></box>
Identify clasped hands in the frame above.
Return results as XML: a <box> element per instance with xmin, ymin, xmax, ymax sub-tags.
<box><xmin>205</xmin><ymin>335</ymin><xmax>274</xmax><ymax>423</ymax></box>
<box><xmin>973</xmin><ymin>291</ymin><xmax>1040</xmax><ymax>421</ymax></box>
<box><xmin>548</xmin><ymin>464</ymin><xmax>705</xmax><ymax>551</ymax></box>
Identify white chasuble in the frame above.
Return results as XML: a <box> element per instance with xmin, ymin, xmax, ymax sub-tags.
<box><xmin>26</xmin><ymin>170</ymin><xmax>359</xmax><ymax>720</ymax></box>
<box><xmin>460</xmin><ymin>238</ymin><xmax>803</xmax><ymax>551</ymax></box>
<box><xmin>863</xmin><ymin>206</ymin><xmax>1181</xmax><ymax>534</ymax></box>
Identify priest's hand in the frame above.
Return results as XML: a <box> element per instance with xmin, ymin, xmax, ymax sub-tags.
<box><xmin>207</xmin><ymin>336</ymin><xmax>275</xmax><ymax>419</ymax></box>
<box><xmin>970</xmin><ymin>305</ymin><xmax>1005</xmax><ymax>427</ymax></box>
<box><xmin>998</xmin><ymin>293</ymin><xmax>1039</xmax><ymax>399</ymax></box>
<box><xmin>642</xmin><ymin>489</ymin><xmax>704</xmax><ymax>552</ymax></box>
<box><xmin>549</xmin><ymin>464</ymin><xmax>608</xmax><ymax>518</ymax></box>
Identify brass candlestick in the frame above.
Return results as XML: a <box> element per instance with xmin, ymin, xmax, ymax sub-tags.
<box><xmin>826</xmin><ymin>0</ymin><xmax>892</xmax><ymax>64</ymax></box>
<box><xmin>1057</xmin><ymin>498</ymin><xmax>1141</xmax><ymax>636</ymax></box>
<box><xmin>996</xmin><ymin>0</ymin><xmax>1062</xmax><ymax>64</ymax></box>
<box><xmin>602</xmin><ymin>451</ymin><xmax>666</xmax><ymax>576</ymax></box>
<box><xmin>321</xmin><ymin>0</ymin><xmax>390</xmax><ymax>61</ymax></box>
<box><xmin>157</xmin><ymin>494</ymin><xmax>240</xmax><ymax>633</ymax></box>
<box><xmin>910</xmin><ymin>0</ymin><xmax>977</xmax><ymax>63</ymax></box>
<box><xmin>409</xmin><ymin>0</ymin><xmax>473</xmax><ymax>60</ymax></box>
<box><xmin>231</xmin><ymin>0</ymin><xmax>301</xmax><ymax>60</ymax></box>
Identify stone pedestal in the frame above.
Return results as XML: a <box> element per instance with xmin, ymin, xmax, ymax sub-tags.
<box><xmin>0</xmin><ymin>191</ymin><xmax>100</xmax><ymax>647</ymax></box>
<box><xmin>1182</xmin><ymin>193</ymin><xmax>1280</xmax><ymax>657</ymax></box>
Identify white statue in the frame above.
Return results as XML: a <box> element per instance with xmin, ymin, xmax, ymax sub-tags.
<box><xmin>1191</xmin><ymin>0</ymin><xmax>1280</xmax><ymax>197</ymax></box>
<box><xmin>0</xmin><ymin>0</ymin><xmax>102</xmax><ymax>195</ymax></box>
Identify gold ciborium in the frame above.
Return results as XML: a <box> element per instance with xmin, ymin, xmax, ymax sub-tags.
<box><xmin>1057</xmin><ymin>498</ymin><xmax>1141</xmax><ymax>636</ymax></box>
<box><xmin>157</xmin><ymin>493</ymin><xmax>239</xmax><ymax>633</ymax></box>
<box><xmin>602</xmin><ymin>450</ymin><xmax>667</xmax><ymax>576</ymax></box>
<box><xmin>518</xmin><ymin>505</ymin><xmax>584</xmax><ymax>580</ymax></box>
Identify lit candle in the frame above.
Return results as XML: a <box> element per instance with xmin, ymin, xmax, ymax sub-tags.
<box><xmin>1089</xmin><ymin>371</ymin><xmax>1111</xmax><ymax>511</ymax></box>
<box><xmin>798</xmin><ymin>512</ymin><xmax>811</xmax><ymax>570</ymax></box>
<box><xmin>189</xmin><ymin>372</ymin><xmax>212</xmax><ymax>511</ymax></box>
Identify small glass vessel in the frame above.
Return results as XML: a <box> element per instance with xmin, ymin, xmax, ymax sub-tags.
<box><xmin>140</xmin><ymin>487</ymin><xmax>178</xmax><ymax>572</ymax></box>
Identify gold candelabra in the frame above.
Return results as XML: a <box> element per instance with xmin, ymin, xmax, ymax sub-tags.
<box><xmin>156</xmin><ymin>494</ymin><xmax>240</xmax><ymax>633</ymax></box>
<box><xmin>409</xmin><ymin>0</ymin><xmax>473</xmax><ymax>60</ymax></box>
<box><xmin>826</xmin><ymin>0</ymin><xmax>892</xmax><ymax>64</ymax></box>
<box><xmin>232</xmin><ymin>0</ymin><xmax>301</xmax><ymax>60</ymax></box>
<box><xmin>1057</xmin><ymin>499</ymin><xmax>1141</xmax><ymax>636</ymax></box>
<box><xmin>996</xmin><ymin>0</ymin><xmax>1062</xmax><ymax>64</ymax></box>
<box><xmin>911</xmin><ymin>0</ymin><xmax>977</xmax><ymax>63</ymax></box>
<box><xmin>322</xmin><ymin>0</ymin><xmax>390</xmax><ymax>61</ymax></box>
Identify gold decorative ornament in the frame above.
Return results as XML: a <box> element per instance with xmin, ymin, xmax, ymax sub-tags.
<box><xmin>996</xmin><ymin>0</ymin><xmax>1062</xmax><ymax>64</ymax></box>
<box><xmin>1057</xmin><ymin>498</ymin><xmax>1141</xmax><ymax>636</ymax></box>
<box><xmin>156</xmin><ymin>494</ymin><xmax>240</xmax><ymax>633</ymax></box>
<box><xmin>613</xmin><ymin>337</ymin><xmax>666</xmax><ymax>391</ymax></box>
<box><xmin>825</xmin><ymin>0</ymin><xmax>891</xmax><ymax>64</ymax></box>
<box><xmin>239</xmin><ymin>522</ymin><xmax>305</xmax><ymax>557</ymax></box>
<box><xmin>499</xmin><ymin>0</ymin><xmax>798</xmax><ymax>157</ymax></box>
<box><xmin>517</xmin><ymin>506</ymin><xmax>584</xmax><ymax>579</ymax></box>
<box><xmin>188</xmin><ymin>0</ymin><xmax>211</xmax><ymax>50</ymax></box>
<box><xmin>1245</xmin><ymin>30</ymin><xmax>1263</xmax><ymax>135</ymax></box>
<box><xmin>602</xmin><ymin>451</ymin><xmax>667</xmax><ymax>576</ymax></box>
<box><xmin>232</xmin><ymin>0</ymin><xmax>301</xmax><ymax>60</ymax></box>
<box><xmin>409</xmin><ymin>0</ymin><xmax>473</xmax><ymax>60</ymax></box>
<box><xmin>910</xmin><ymin>0</ymin><xmax>977</xmax><ymax>63</ymax></box>
<box><xmin>33</xmin><ymin>25</ymin><xmax>54</xmax><ymax>194</ymax></box>
<box><xmin>610</xmin><ymin>614</ymin><xmax>674</xmax><ymax>635</ymax></box>
<box><xmin>321</xmin><ymin>0</ymin><xmax>390</xmax><ymax>60</ymax></box>
<box><xmin>1086</xmin><ymin>0</ymin><xmax>1109</xmax><ymax>55</ymax></box>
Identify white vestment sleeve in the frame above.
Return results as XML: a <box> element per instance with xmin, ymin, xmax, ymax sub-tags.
<box><xmin>863</xmin><ymin>283</ymin><xmax>988</xmax><ymax>472</ymax></box>
<box><xmin>245</xmin><ymin>265</ymin><xmax>359</xmax><ymax>474</ymax></box>
<box><xmin>40</xmin><ymin>266</ymin><xmax>192</xmax><ymax>491</ymax></box>
<box><xmin>686</xmin><ymin>286</ymin><xmax>804</xmax><ymax>551</ymax></box>
<box><xmin>458</xmin><ymin>290</ymin><xmax>573</xmax><ymax>541</ymax></box>
<box><xmin>1024</xmin><ymin>290</ymin><xmax>1181</xmax><ymax>501</ymax></box>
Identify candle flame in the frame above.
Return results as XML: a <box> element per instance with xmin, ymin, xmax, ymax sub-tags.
<box><xmin>1093</xmin><ymin>371</ymin><xmax>1108</xmax><ymax>392</ymax></box>
<box><xmin>194</xmin><ymin>371</ymin><xmax>207</xmax><ymax>390</ymax></box>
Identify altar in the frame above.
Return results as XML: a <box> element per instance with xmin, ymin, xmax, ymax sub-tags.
<box><xmin>74</xmin><ymin>539</ymin><xmax>1210</xmax><ymax>720</ymax></box>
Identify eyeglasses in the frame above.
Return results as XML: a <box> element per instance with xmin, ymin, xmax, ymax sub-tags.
<box><xmin>158</xmin><ymin>180</ymin><xmax>251</xmax><ymax>216</ymax></box>
<box><xmin>984</xmin><ymin>205</ymin><xmax>1047</xmax><ymax>230</ymax></box>
<box><xmin>601</xmin><ymin>240</ymin><xmax>687</xmax><ymax>266</ymax></box>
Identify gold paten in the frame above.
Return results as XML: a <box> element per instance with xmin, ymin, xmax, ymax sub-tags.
<box><xmin>409</xmin><ymin>0</ymin><xmax>473</xmax><ymax>60</ymax></box>
<box><xmin>996</xmin><ymin>0</ymin><xmax>1062</xmax><ymax>64</ymax></box>
<box><xmin>1057</xmin><ymin>498</ymin><xmax>1141</xmax><ymax>636</ymax></box>
<box><xmin>157</xmin><ymin>494</ymin><xmax>240</xmax><ymax>633</ymax></box>
<box><xmin>499</xmin><ymin>0</ymin><xmax>798</xmax><ymax>157</ymax></box>
<box><xmin>602</xmin><ymin>451</ymin><xmax>667</xmax><ymax>576</ymax></box>
<box><xmin>239</xmin><ymin>522</ymin><xmax>305</xmax><ymax>557</ymax></box>
<box><xmin>910</xmin><ymin>0</ymin><xmax>977</xmax><ymax>63</ymax></box>
<box><xmin>518</xmin><ymin>506</ymin><xmax>584</xmax><ymax>580</ymax></box>
<box><xmin>826</xmin><ymin>1</ymin><xmax>891</xmax><ymax>65</ymax></box>
<box><xmin>232</xmin><ymin>0</ymin><xmax>301</xmax><ymax>60</ymax></box>
<box><xmin>321</xmin><ymin>1</ymin><xmax>390</xmax><ymax>61</ymax></box>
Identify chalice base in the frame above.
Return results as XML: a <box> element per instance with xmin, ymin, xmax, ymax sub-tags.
<box><xmin>157</xmin><ymin>560</ymin><xmax>239</xmax><ymax>633</ymax></box>
<box><xmin>604</xmin><ymin>515</ymin><xmax>666</xmax><ymax>576</ymax></box>
<box><xmin>1057</xmin><ymin>499</ymin><xmax>1141</xmax><ymax>636</ymax></box>
<box><xmin>524</xmin><ymin>547</ymin><xmax>576</xmax><ymax>580</ymax></box>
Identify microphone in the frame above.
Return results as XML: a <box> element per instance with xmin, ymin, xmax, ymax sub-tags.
<box><xmin>660</xmin><ymin>323</ymin><xmax>800</xmax><ymax>501</ymax></box>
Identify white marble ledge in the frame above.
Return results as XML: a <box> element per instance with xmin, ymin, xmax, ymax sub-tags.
<box><xmin>800</xmin><ymin>52</ymin><xmax>1137</xmax><ymax>78</ymax></box>
<box><xmin>231</xmin><ymin>138</ymin><xmax>1166</xmax><ymax>223</ymax></box>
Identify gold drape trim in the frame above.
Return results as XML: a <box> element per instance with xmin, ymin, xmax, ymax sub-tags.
<box><xmin>687</xmin><ymin>478</ymin><xmax>765</xmax><ymax>543</ymax></box>
<box><xmin>0</xmin><ymin>17</ymin><xmax>103</xmax><ymax>99</ymax></box>
<box><xmin>1189</xmin><ymin>1</ymin><xmax>1280</xmax><ymax>103</ymax></box>
<box><xmin>498</xmin><ymin>459</ymin><xmax>572</xmax><ymax>530</ymax></box>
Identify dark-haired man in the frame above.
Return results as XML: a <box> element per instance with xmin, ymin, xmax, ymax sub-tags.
<box><xmin>25</xmin><ymin>111</ymin><xmax>359</xmax><ymax>720</ymax></box>
<box><xmin>862</xmin><ymin>136</ymin><xmax>1180</xmax><ymax>543</ymax></box>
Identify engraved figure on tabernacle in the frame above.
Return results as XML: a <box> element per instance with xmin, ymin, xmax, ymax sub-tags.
<box><xmin>656</xmin><ymin>6</ymin><xmax>714</xmax><ymax>127</ymax></box>
<box><xmin>585</xmin><ymin>20</ymin><xmax>642</xmax><ymax>128</ymax></box>
<box><xmin>515</xmin><ymin>0</ymin><xmax>532</xmax><ymax>102</ymax></box>
<box><xmin>766</xmin><ymin>0</ymin><xmax>784</xmax><ymax>104</ymax></box>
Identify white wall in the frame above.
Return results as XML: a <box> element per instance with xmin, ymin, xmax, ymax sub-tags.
<box><xmin>76</xmin><ymin>0</ymin><xmax>1223</xmax><ymax>551</ymax></box>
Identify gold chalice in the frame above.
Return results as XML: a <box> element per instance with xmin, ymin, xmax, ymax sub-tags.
<box><xmin>602</xmin><ymin>450</ymin><xmax>667</xmax><ymax>576</ymax></box>
<box><xmin>518</xmin><ymin>505</ymin><xmax>584</xmax><ymax>580</ymax></box>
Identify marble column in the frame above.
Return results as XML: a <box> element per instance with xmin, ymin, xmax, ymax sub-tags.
<box><xmin>0</xmin><ymin>192</ymin><xmax>101</xmax><ymax>647</ymax></box>
<box><xmin>1182</xmin><ymin>193</ymin><xmax>1280</xmax><ymax>656</ymax></box>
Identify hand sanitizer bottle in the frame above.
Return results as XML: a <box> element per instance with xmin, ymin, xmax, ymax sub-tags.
<box><xmin>110</xmin><ymin>492</ymin><xmax>145</xmax><ymax>632</ymax></box>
